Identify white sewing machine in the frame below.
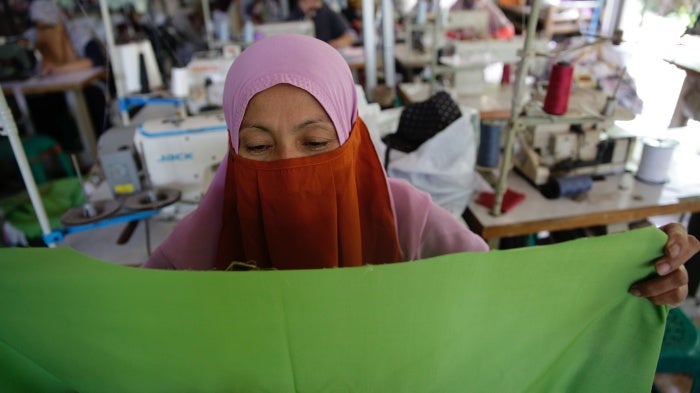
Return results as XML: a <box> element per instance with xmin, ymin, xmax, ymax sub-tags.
<box><xmin>185</xmin><ymin>51</ymin><xmax>236</xmax><ymax>115</ymax></box>
<box><xmin>133</xmin><ymin>113</ymin><xmax>229</xmax><ymax>202</ymax></box>
<box><xmin>512</xmin><ymin>89</ymin><xmax>636</xmax><ymax>186</ymax></box>
<box><xmin>515</xmin><ymin>122</ymin><xmax>635</xmax><ymax>186</ymax></box>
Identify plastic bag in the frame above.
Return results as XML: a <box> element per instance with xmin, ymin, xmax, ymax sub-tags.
<box><xmin>385</xmin><ymin>109</ymin><xmax>478</xmax><ymax>216</ymax></box>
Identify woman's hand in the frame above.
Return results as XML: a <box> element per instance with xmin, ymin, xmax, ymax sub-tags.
<box><xmin>630</xmin><ymin>223</ymin><xmax>699</xmax><ymax>307</ymax></box>
<box><xmin>40</xmin><ymin>61</ymin><xmax>55</xmax><ymax>76</ymax></box>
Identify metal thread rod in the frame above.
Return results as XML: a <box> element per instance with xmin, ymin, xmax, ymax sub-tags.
<box><xmin>492</xmin><ymin>0</ymin><xmax>543</xmax><ymax>216</ymax></box>
<box><xmin>429</xmin><ymin>4</ymin><xmax>443</xmax><ymax>96</ymax></box>
<box><xmin>0</xmin><ymin>85</ymin><xmax>55</xmax><ymax>246</ymax></box>
<box><xmin>381</xmin><ymin>0</ymin><xmax>396</xmax><ymax>89</ymax></box>
<box><xmin>201</xmin><ymin>0</ymin><xmax>214</xmax><ymax>50</ymax></box>
<box><xmin>362</xmin><ymin>0</ymin><xmax>377</xmax><ymax>97</ymax></box>
<box><xmin>137</xmin><ymin>141</ymin><xmax>157</xmax><ymax>203</ymax></box>
<box><xmin>70</xmin><ymin>154</ymin><xmax>97</xmax><ymax>218</ymax></box>
<box><xmin>99</xmin><ymin>0</ymin><xmax>130</xmax><ymax>126</ymax></box>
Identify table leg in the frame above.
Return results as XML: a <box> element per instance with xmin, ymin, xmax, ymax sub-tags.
<box><xmin>11</xmin><ymin>85</ymin><xmax>36</xmax><ymax>135</ymax></box>
<box><xmin>64</xmin><ymin>88</ymin><xmax>97</xmax><ymax>165</ymax></box>
<box><xmin>486</xmin><ymin>237</ymin><xmax>500</xmax><ymax>250</ymax></box>
<box><xmin>0</xmin><ymin>87</ymin><xmax>55</xmax><ymax>246</ymax></box>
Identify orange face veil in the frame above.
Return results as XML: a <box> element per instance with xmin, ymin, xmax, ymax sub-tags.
<box><xmin>216</xmin><ymin>118</ymin><xmax>403</xmax><ymax>269</ymax></box>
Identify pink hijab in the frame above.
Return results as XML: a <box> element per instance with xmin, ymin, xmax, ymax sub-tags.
<box><xmin>144</xmin><ymin>35</ymin><xmax>487</xmax><ymax>269</ymax></box>
<box><xmin>223</xmin><ymin>34</ymin><xmax>356</xmax><ymax>151</ymax></box>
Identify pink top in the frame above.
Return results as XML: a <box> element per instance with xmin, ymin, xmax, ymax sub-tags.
<box><xmin>144</xmin><ymin>34</ymin><xmax>488</xmax><ymax>270</ymax></box>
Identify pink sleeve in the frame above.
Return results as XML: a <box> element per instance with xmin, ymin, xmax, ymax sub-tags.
<box><xmin>389</xmin><ymin>178</ymin><xmax>489</xmax><ymax>260</ymax></box>
<box><xmin>141</xmin><ymin>161</ymin><xmax>228</xmax><ymax>270</ymax></box>
<box><xmin>142</xmin><ymin>247</ymin><xmax>175</xmax><ymax>269</ymax></box>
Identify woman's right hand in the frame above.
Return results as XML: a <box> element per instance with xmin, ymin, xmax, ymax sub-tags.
<box><xmin>40</xmin><ymin>62</ymin><xmax>55</xmax><ymax>76</ymax></box>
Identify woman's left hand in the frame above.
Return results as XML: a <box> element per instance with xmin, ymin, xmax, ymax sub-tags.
<box><xmin>630</xmin><ymin>223</ymin><xmax>699</xmax><ymax>307</ymax></box>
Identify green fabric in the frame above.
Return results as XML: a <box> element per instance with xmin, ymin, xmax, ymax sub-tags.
<box><xmin>0</xmin><ymin>177</ymin><xmax>83</xmax><ymax>239</ymax></box>
<box><xmin>0</xmin><ymin>227</ymin><xmax>668</xmax><ymax>393</ymax></box>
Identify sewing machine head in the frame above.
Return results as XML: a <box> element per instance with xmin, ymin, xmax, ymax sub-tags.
<box><xmin>515</xmin><ymin>122</ymin><xmax>635</xmax><ymax>186</ymax></box>
<box><xmin>186</xmin><ymin>51</ymin><xmax>235</xmax><ymax>115</ymax></box>
<box><xmin>133</xmin><ymin>113</ymin><xmax>229</xmax><ymax>202</ymax></box>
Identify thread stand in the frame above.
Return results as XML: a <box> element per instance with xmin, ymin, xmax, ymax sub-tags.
<box><xmin>489</xmin><ymin>0</ymin><xmax>626</xmax><ymax>216</ymax></box>
<box><xmin>60</xmin><ymin>154</ymin><xmax>122</xmax><ymax>226</ymax></box>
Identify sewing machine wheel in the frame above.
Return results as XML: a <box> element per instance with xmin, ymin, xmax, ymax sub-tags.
<box><xmin>60</xmin><ymin>199</ymin><xmax>122</xmax><ymax>226</ymax></box>
<box><xmin>124</xmin><ymin>188</ymin><xmax>181</xmax><ymax>211</ymax></box>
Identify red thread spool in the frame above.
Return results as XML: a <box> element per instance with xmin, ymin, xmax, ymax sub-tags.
<box><xmin>501</xmin><ymin>63</ymin><xmax>512</xmax><ymax>85</ymax></box>
<box><xmin>543</xmin><ymin>61</ymin><xmax>574</xmax><ymax>115</ymax></box>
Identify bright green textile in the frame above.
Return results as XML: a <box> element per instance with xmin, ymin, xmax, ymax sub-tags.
<box><xmin>0</xmin><ymin>176</ymin><xmax>83</xmax><ymax>238</ymax></box>
<box><xmin>0</xmin><ymin>227</ymin><xmax>668</xmax><ymax>393</ymax></box>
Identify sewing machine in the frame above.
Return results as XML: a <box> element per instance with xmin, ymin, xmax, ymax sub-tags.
<box><xmin>131</xmin><ymin>113</ymin><xmax>229</xmax><ymax>202</ymax></box>
<box><xmin>510</xmin><ymin>87</ymin><xmax>636</xmax><ymax>186</ymax></box>
<box><xmin>185</xmin><ymin>51</ymin><xmax>236</xmax><ymax>115</ymax></box>
<box><xmin>184</xmin><ymin>21</ymin><xmax>313</xmax><ymax>114</ymax></box>
<box><xmin>514</xmin><ymin>122</ymin><xmax>635</xmax><ymax>186</ymax></box>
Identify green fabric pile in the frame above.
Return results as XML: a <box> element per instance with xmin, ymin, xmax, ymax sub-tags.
<box><xmin>0</xmin><ymin>177</ymin><xmax>83</xmax><ymax>239</ymax></box>
<box><xmin>0</xmin><ymin>227</ymin><xmax>668</xmax><ymax>392</ymax></box>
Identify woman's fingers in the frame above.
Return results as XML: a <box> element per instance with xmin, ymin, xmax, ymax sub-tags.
<box><xmin>630</xmin><ymin>265</ymin><xmax>689</xmax><ymax>306</ymax></box>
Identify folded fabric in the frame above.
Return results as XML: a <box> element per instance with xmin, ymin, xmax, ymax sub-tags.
<box><xmin>475</xmin><ymin>188</ymin><xmax>526</xmax><ymax>212</ymax></box>
<box><xmin>0</xmin><ymin>227</ymin><xmax>668</xmax><ymax>393</ymax></box>
<box><xmin>0</xmin><ymin>177</ymin><xmax>83</xmax><ymax>239</ymax></box>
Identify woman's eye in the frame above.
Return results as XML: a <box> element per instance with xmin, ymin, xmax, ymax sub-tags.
<box><xmin>303</xmin><ymin>140</ymin><xmax>329</xmax><ymax>150</ymax></box>
<box><xmin>245</xmin><ymin>144</ymin><xmax>271</xmax><ymax>154</ymax></box>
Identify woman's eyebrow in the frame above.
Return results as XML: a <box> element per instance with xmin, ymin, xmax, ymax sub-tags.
<box><xmin>293</xmin><ymin>118</ymin><xmax>333</xmax><ymax>131</ymax></box>
<box><xmin>240</xmin><ymin>124</ymin><xmax>271</xmax><ymax>133</ymax></box>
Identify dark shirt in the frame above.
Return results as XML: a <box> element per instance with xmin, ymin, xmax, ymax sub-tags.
<box><xmin>84</xmin><ymin>39</ymin><xmax>106</xmax><ymax>67</ymax></box>
<box><xmin>288</xmin><ymin>3</ymin><xmax>351</xmax><ymax>43</ymax></box>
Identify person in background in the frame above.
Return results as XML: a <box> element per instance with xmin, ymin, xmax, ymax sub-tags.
<box><xmin>62</xmin><ymin>10</ymin><xmax>107</xmax><ymax>68</ymax></box>
<box><xmin>288</xmin><ymin>0</ymin><xmax>355</xmax><ymax>48</ymax></box>
<box><xmin>170</xmin><ymin>3</ymin><xmax>209</xmax><ymax>64</ymax></box>
<box><xmin>244</xmin><ymin>0</ymin><xmax>284</xmax><ymax>24</ymax></box>
<box><xmin>341</xmin><ymin>0</ymin><xmax>363</xmax><ymax>34</ymax></box>
<box><xmin>213</xmin><ymin>0</ymin><xmax>244</xmax><ymax>39</ymax></box>
<box><xmin>144</xmin><ymin>34</ymin><xmax>698</xmax><ymax>308</ymax></box>
<box><xmin>21</xmin><ymin>0</ymin><xmax>108</xmax><ymax>152</ymax></box>
<box><xmin>27</xmin><ymin>0</ymin><xmax>93</xmax><ymax>75</ymax></box>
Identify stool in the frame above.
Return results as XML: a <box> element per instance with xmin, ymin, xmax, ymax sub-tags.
<box><xmin>0</xmin><ymin>134</ymin><xmax>75</xmax><ymax>184</ymax></box>
<box><xmin>654</xmin><ymin>308</ymin><xmax>700</xmax><ymax>393</ymax></box>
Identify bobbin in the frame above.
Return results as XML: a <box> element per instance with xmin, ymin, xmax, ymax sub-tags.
<box><xmin>124</xmin><ymin>188</ymin><xmax>181</xmax><ymax>211</ymax></box>
<box><xmin>60</xmin><ymin>200</ymin><xmax>123</xmax><ymax>226</ymax></box>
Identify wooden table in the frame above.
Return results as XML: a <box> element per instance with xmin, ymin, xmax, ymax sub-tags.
<box><xmin>2</xmin><ymin>67</ymin><xmax>106</xmax><ymax>164</ymax></box>
<box><xmin>464</xmin><ymin>126</ymin><xmax>700</xmax><ymax>244</ymax></box>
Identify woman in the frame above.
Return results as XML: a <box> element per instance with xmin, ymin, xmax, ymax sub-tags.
<box><xmin>145</xmin><ymin>34</ymin><xmax>697</xmax><ymax>307</ymax></box>
<box><xmin>28</xmin><ymin>0</ymin><xmax>96</xmax><ymax>75</ymax></box>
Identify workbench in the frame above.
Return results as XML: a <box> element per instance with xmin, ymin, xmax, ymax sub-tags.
<box><xmin>2</xmin><ymin>67</ymin><xmax>106</xmax><ymax>164</ymax></box>
<box><xmin>464</xmin><ymin>126</ymin><xmax>700</xmax><ymax>246</ymax></box>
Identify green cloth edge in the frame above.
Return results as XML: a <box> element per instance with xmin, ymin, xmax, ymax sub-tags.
<box><xmin>0</xmin><ymin>226</ymin><xmax>669</xmax><ymax>392</ymax></box>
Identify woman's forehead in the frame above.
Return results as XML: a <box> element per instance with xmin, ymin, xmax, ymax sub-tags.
<box><xmin>247</xmin><ymin>84</ymin><xmax>323</xmax><ymax>107</ymax></box>
<box><xmin>242</xmin><ymin>84</ymin><xmax>333</xmax><ymax>127</ymax></box>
